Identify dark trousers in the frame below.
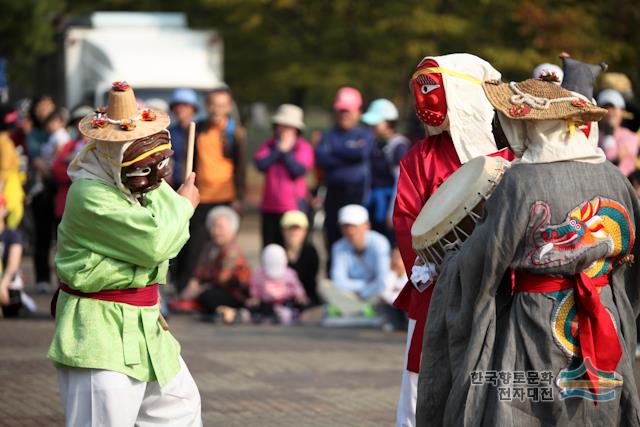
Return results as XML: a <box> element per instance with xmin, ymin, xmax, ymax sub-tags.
<box><xmin>250</xmin><ymin>300</ymin><xmax>295</xmax><ymax>321</ymax></box>
<box><xmin>31</xmin><ymin>184</ymin><xmax>56</xmax><ymax>284</ymax></box>
<box><xmin>261</xmin><ymin>212</ymin><xmax>284</xmax><ymax>247</ymax></box>
<box><xmin>381</xmin><ymin>304</ymin><xmax>407</xmax><ymax>330</ymax></box>
<box><xmin>323</xmin><ymin>184</ymin><xmax>366</xmax><ymax>270</ymax></box>
<box><xmin>367</xmin><ymin>186</ymin><xmax>396</xmax><ymax>245</ymax></box>
<box><xmin>173</xmin><ymin>202</ymin><xmax>229</xmax><ymax>293</ymax></box>
<box><xmin>197</xmin><ymin>287</ymin><xmax>244</xmax><ymax>314</ymax></box>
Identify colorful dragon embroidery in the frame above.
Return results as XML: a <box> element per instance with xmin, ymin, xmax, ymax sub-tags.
<box><xmin>522</xmin><ymin>197</ymin><xmax>634</xmax><ymax>392</ymax></box>
<box><xmin>525</xmin><ymin>197</ymin><xmax>634</xmax><ymax>278</ymax></box>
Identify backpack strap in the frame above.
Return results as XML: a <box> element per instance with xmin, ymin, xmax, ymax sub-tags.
<box><xmin>223</xmin><ymin>117</ymin><xmax>236</xmax><ymax>158</ymax></box>
<box><xmin>225</xmin><ymin>118</ymin><xmax>235</xmax><ymax>147</ymax></box>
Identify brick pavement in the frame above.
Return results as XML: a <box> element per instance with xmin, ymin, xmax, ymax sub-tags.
<box><xmin>6</xmin><ymin>298</ymin><xmax>640</xmax><ymax>426</ymax></box>
<box><xmin>0</xmin><ymin>214</ymin><xmax>406</xmax><ymax>426</ymax></box>
<box><xmin>0</xmin><ymin>303</ymin><xmax>405</xmax><ymax>427</ymax></box>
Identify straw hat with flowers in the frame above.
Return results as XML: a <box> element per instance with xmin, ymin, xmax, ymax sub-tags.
<box><xmin>483</xmin><ymin>78</ymin><xmax>607</xmax><ymax>123</ymax></box>
<box><xmin>78</xmin><ymin>81</ymin><xmax>170</xmax><ymax>142</ymax></box>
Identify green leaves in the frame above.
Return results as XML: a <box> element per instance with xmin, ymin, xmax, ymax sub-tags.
<box><xmin>2</xmin><ymin>0</ymin><xmax>638</xmax><ymax>105</ymax></box>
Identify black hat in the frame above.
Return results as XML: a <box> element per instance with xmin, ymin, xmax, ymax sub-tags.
<box><xmin>560</xmin><ymin>53</ymin><xmax>607</xmax><ymax>100</ymax></box>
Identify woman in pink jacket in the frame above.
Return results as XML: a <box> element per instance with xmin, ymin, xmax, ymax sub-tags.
<box><xmin>255</xmin><ymin>104</ymin><xmax>314</xmax><ymax>246</ymax></box>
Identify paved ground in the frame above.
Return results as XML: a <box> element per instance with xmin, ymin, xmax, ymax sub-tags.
<box><xmin>5</xmin><ymin>212</ymin><xmax>640</xmax><ymax>426</ymax></box>
<box><xmin>0</xmin><ymin>295</ymin><xmax>405</xmax><ymax>427</ymax></box>
<box><xmin>0</xmin><ymin>214</ymin><xmax>405</xmax><ymax>426</ymax></box>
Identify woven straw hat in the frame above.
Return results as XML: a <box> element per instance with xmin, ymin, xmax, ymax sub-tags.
<box><xmin>483</xmin><ymin>78</ymin><xmax>607</xmax><ymax>123</ymax></box>
<box><xmin>78</xmin><ymin>81</ymin><xmax>170</xmax><ymax>142</ymax></box>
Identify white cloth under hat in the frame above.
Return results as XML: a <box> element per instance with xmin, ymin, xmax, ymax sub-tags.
<box><xmin>497</xmin><ymin>112</ymin><xmax>606</xmax><ymax>165</ymax></box>
<box><xmin>421</xmin><ymin>53</ymin><xmax>502</xmax><ymax>164</ymax></box>
<box><xmin>67</xmin><ymin>128</ymin><xmax>172</xmax><ymax>205</ymax></box>
<box><xmin>338</xmin><ymin>204</ymin><xmax>369</xmax><ymax>226</ymax></box>
<box><xmin>272</xmin><ymin>104</ymin><xmax>305</xmax><ymax>130</ymax></box>
<box><xmin>68</xmin><ymin>140</ymin><xmax>135</xmax><ymax>202</ymax></box>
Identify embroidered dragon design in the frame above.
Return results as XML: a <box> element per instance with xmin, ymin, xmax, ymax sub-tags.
<box><xmin>524</xmin><ymin>197</ymin><xmax>634</xmax><ymax>278</ymax></box>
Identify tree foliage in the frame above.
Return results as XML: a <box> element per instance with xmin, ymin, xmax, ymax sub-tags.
<box><xmin>2</xmin><ymin>0</ymin><xmax>639</xmax><ymax>106</ymax></box>
<box><xmin>0</xmin><ymin>0</ymin><xmax>64</xmax><ymax>88</ymax></box>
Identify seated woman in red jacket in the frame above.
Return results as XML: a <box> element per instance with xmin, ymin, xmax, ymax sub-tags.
<box><xmin>172</xmin><ymin>206</ymin><xmax>251</xmax><ymax>323</ymax></box>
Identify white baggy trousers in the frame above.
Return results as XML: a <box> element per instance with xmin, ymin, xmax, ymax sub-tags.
<box><xmin>57</xmin><ymin>357</ymin><xmax>202</xmax><ymax>427</ymax></box>
<box><xmin>395</xmin><ymin>318</ymin><xmax>418</xmax><ymax>427</ymax></box>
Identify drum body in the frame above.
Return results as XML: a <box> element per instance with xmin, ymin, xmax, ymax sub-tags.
<box><xmin>411</xmin><ymin>155</ymin><xmax>510</xmax><ymax>271</ymax></box>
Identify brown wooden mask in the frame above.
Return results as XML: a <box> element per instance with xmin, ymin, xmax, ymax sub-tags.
<box><xmin>121</xmin><ymin>131</ymin><xmax>174</xmax><ymax>194</ymax></box>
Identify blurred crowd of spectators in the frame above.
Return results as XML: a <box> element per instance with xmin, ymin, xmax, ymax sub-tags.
<box><xmin>5</xmin><ymin>69</ymin><xmax>639</xmax><ymax>329</ymax></box>
<box><xmin>0</xmin><ymin>85</ymin><xmax>412</xmax><ymax>330</ymax></box>
<box><xmin>595</xmin><ymin>74</ymin><xmax>640</xmax><ymax>191</ymax></box>
<box><xmin>169</xmin><ymin>85</ymin><xmax>411</xmax><ymax>329</ymax></box>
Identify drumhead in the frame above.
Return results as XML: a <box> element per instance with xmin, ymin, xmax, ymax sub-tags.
<box><xmin>411</xmin><ymin>155</ymin><xmax>510</xmax><ymax>250</ymax></box>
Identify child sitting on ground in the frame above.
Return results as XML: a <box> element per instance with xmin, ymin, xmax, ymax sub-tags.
<box><xmin>247</xmin><ymin>244</ymin><xmax>309</xmax><ymax>324</ymax></box>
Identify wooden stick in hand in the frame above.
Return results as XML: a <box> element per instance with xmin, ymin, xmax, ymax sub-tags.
<box><xmin>184</xmin><ymin>121</ymin><xmax>196</xmax><ymax>183</ymax></box>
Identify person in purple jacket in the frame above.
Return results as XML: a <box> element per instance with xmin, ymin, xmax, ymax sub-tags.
<box><xmin>315</xmin><ymin>87</ymin><xmax>375</xmax><ymax>261</ymax></box>
<box><xmin>255</xmin><ymin>104</ymin><xmax>314</xmax><ymax>247</ymax></box>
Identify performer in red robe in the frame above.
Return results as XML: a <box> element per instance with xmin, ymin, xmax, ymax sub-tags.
<box><xmin>392</xmin><ymin>53</ymin><xmax>513</xmax><ymax>427</ymax></box>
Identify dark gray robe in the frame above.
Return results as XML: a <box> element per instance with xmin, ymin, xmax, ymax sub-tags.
<box><xmin>416</xmin><ymin>161</ymin><xmax>640</xmax><ymax>426</ymax></box>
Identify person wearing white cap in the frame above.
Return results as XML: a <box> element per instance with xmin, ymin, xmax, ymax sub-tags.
<box><xmin>362</xmin><ymin>99</ymin><xmax>410</xmax><ymax>242</ymax></box>
<box><xmin>255</xmin><ymin>104</ymin><xmax>314</xmax><ymax>247</ymax></box>
<box><xmin>597</xmin><ymin>89</ymin><xmax>638</xmax><ymax>177</ymax></box>
<box><xmin>319</xmin><ymin>204</ymin><xmax>390</xmax><ymax>323</ymax></box>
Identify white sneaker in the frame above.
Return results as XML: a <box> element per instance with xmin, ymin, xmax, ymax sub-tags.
<box><xmin>20</xmin><ymin>292</ymin><xmax>38</xmax><ymax>313</ymax></box>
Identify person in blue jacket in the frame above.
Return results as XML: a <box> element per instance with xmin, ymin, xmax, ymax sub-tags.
<box><xmin>315</xmin><ymin>87</ymin><xmax>374</xmax><ymax>264</ymax></box>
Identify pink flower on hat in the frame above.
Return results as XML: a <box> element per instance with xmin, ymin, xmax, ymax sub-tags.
<box><xmin>571</xmin><ymin>99</ymin><xmax>588</xmax><ymax>109</ymax></box>
<box><xmin>91</xmin><ymin>117</ymin><xmax>107</xmax><ymax>128</ymax></box>
<box><xmin>112</xmin><ymin>81</ymin><xmax>130</xmax><ymax>91</ymax></box>
<box><xmin>510</xmin><ymin>104</ymin><xmax>531</xmax><ymax>117</ymax></box>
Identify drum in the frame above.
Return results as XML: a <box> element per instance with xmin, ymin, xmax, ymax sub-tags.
<box><xmin>411</xmin><ymin>155</ymin><xmax>510</xmax><ymax>271</ymax></box>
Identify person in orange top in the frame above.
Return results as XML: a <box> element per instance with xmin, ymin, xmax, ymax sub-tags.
<box><xmin>180</xmin><ymin>86</ymin><xmax>247</xmax><ymax>291</ymax></box>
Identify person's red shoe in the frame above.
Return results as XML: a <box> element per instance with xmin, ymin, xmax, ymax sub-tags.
<box><xmin>169</xmin><ymin>299</ymin><xmax>202</xmax><ymax>313</ymax></box>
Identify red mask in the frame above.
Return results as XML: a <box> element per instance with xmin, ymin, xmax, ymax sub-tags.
<box><xmin>121</xmin><ymin>131</ymin><xmax>174</xmax><ymax>194</ymax></box>
<box><xmin>410</xmin><ymin>59</ymin><xmax>448</xmax><ymax>127</ymax></box>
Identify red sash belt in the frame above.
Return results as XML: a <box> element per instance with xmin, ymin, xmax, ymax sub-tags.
<box><xmin>514</xmin><ymin>271</ymin><xmax>621</xmax><ymax>394</ymax></box>
<box><xmin>50</xmin><ymin>283</ymin><xmax>159</xmax><ymax>317</ymax></box>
